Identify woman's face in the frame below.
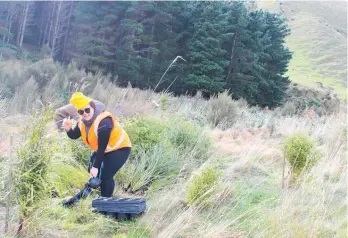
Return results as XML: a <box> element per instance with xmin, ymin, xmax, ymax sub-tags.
<box><xmin>78</xmin><ymin>105</ymin><xmax>95</xmax><ymax>121</ymax></box>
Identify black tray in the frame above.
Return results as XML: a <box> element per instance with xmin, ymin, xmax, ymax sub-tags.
<box><xmin>92</xmin><ymin>197</ymin><xmax>146</xmax><ymax>220</ymax></box>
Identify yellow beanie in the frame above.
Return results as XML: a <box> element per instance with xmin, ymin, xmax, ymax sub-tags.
<box><xmin>70</xmin><ymin>92</ymin><xmax>92</xmax><ymax>110</ymax></box>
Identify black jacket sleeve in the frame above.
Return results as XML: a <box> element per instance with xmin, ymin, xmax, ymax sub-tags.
<box><xmin>67</xmin><ymin>125</ymin><xmax>81</xmax><ymax>139</ymax></box>
<box><xmin>93</xmin><ymin>117</ymin><xmax>114</xmax><ymax>169</ymax></box>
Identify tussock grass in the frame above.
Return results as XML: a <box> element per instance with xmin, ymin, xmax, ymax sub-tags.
<box><xmin>13</xmin><ymin>106</ymin><xmax>55</xmax><ymax>235</ymax></box>
<box><xmin>0</xmin><ymin>58</ymin><xmax>346</xmax><ymax>237</ymax></box>
<box><xmin>49</xmin><ymin>161</ymin><xmax>88</xmax><ymax>197</ymax></box>
<box><xmin>206</xmin><ymin>91</ymin><xmax>238</xmax><ymax>129</ymax></box>
<box><xmin>133</xmin><ymin>102</ymin><xmax>346</xmax><ymax>237</ymax></box>
<box><xmin>117</xmin><ymin>116</ymin><xmax>212</xmax><ymax>194</ymax></box>
<box><xmin>18</xmin><ymin>198</ymin><xmax>128</xmax><ymax>237</ymax></box>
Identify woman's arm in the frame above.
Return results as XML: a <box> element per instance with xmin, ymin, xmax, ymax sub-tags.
<box><xmin>93</xmin><ymin>117</ymin><xmax>114</xmax><ymax>169</ymax></box>
<box><xmin>55</xmin><ymin>104</ymin><xmax>79</xmax><ymax>131</ymax></box>
<box><xmin>67</xmin><ymin>124</ymin><xmax>81</xmax><ymax>139</ymax></box>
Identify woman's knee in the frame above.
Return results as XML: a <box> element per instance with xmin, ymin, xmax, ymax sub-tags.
<box><xmin>100</xmin><ymin>178</ymin><xmax>114</xmax><ymax>187</ymax></box>
<box><xmin>100</xmin><ymin>178</ymin><xmax>115</xmax><ymax>197</ymax></box>
<box><xmin>100</xmin><ymin>170</ymin><xmax>113</xmax><ymax>181</ymax></box>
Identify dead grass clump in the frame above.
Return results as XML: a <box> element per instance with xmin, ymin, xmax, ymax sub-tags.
<box><xmin>206</xmin><ymin>91</ymin><xmax>238</xmax><ymax>129</ymax></box>
<box><xmin>9</xmin><ymin>77</ymin><xmax>41</xmax><ymax>115</ymax></box>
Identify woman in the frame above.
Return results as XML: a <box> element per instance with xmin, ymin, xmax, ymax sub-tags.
<box><xmin>54</xmin><ymin>99</ymin><xmax>105</xmax><ymax>132</ymax></box>
<box><xmin>63</xmin><ymin>92</ymin><xmax>131</xmax><ymax>197</ymax></box>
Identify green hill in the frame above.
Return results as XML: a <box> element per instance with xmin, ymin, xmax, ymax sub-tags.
<box><xmin>257</xmin><ymin>0</ymin><xmax>347</xmax><ymax>98</ymax></box>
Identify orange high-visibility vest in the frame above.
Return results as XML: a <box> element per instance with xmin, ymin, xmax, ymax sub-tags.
<box><xmin>78</xmin><ymin>111</ymin><xmax>131</xmax><ymax>153</ymax></box>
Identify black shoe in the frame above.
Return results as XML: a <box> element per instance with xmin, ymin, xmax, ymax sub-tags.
<box><xmin>62</xmin><ymin>196</ymin><xmax>78</xmax><ymax>207</ymax></box>
<box><xmin>62</xmin><ymin>185</ymin><xmax>93</xmax><ymax>208</ymax></box>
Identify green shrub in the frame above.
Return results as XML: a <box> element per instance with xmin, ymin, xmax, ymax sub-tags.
<box><xmin>33</xmin><ymin>198</ymin><xmax>123</xmax><ymax>236</ymax></box>
<box><xmin>284</xmin><ymin>133</ymin><xmax>320</xmax><ymax>178</ymax></box>
<box><xmin>67</xmin><ymin>139</ymin><xmax>91</xmax><ymax>167</ymax></box>
<box><xmin>116</xmin><ymin>144</ymin><xmax>178</xmax><ymax>193</ymax></box>
<box><xmin>14</xmin><ymin>106</ymin><xmax>55</xmax><ymax>219</ymax></box>
<box><xmin>160</xmin><ymin>94</ymin><xmax>169</xmax><ymax>110</ymax></box>
<box><xmin>166</xmin><ymin>119</ymin><xmax>201</xmax><ymax>149</ymax></box>
<box><xmin>49</xmin><ymin>162</ymin><xmax>89</xmax><ymax>197</ymax></box>
<box><xmin>118</xmin><ymin>116</ymin><xmax>212</xmax><ymax>193</ymax></box>
<box><xmin>206</xmin><ymin>91</ymin><xmax>238</xmax><ymax>129</ymax></box>
<box><xmin>124</xmin><ymin>116</ymin><xmax>166</xmax><ymax>156</ymax></box>
<box><xmin>185</xmin><ymin>166</ymin><xmax>220</xmax><ymax>207</ymax></box>
<box><xmin>166</xmin><ymin>118</ymin><xmax>212</xmax><ymax>161</ymax></box>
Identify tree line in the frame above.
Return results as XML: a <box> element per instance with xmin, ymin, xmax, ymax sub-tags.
<box><xmin>0</xmin><ymin>1</ymin><xmax>292</xmax><ymax>107</ymax></box>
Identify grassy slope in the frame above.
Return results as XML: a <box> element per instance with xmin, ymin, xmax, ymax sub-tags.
<box><xmin>257</xmin><ymin>0</ymin><xmax>347</xmax><ymax>98</ymax></box>
<box><xmin>0</xmin><ymin>60</ymin><xmax>346</xmax><ymax>237</ymax></box>
<box><xmin>1</xmin><ymin>94</ymin><xmax>346</xmax><ymax>237</ymax></box>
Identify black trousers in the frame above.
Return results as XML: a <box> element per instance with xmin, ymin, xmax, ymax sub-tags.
<box><xmin>89</xmin><ymin>147</ymin><xmax>130</xmax><ymax>197</ymax></box>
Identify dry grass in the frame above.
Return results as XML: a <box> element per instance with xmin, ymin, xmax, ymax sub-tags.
<box><xmin>127</xmin><ymin>108</ymin><xmax>345</xmax><ymax>237</ymax></box>
<box><xmin>90</xmin><ymin>80</ymin><xmax>157</xmax><ymax>118</ymax></box>
<box><xmin>136</xmin><ymin>99</ymin><xmax>346</xmax><ymax>237</ymax></box>
<box><xmin>0</xmin><ymin>59</ymin><xmax>346</xmax><ymax>237</ymax></box>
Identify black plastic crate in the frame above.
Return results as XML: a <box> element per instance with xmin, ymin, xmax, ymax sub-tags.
<box><xmin>92</xmin><ymin>197</ymin><xmax>146</xmax><ymax>220</ymax></box>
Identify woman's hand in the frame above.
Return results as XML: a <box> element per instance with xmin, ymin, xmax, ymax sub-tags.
<box><xmin>62</xmin><ymin>118</ymin><xmax>72</xmax><ymax>131</ymax></box>
<box><xmin>90</xmin><ymin>167</ymin><xmax>99</xmax><ymax>178</ymax></box>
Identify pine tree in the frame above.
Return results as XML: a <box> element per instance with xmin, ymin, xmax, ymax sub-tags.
<box><xmin>115</xmin><ymin>2</ymin><xmax>149</xmax><ymax>87</ymax></box>
<box><xmin>0</xmin><ymin>2</ymin><xmax>16</xmax><ymax>44</ymax></box>
<box><xmin>260</xmin><ymin>11</ymin><xmax>292</xmax><ymax>107</ymax></box>
<box><xmin>144</xmin><ymin>2</ymin><xmax>182</xmax><ymax>91</ymax></box>
<box><xmin>224</xmin><ymin>2</ymin><xmax>260</xmax><ymax>104</ymax></box>
<box><xmin>70</xmin><ymin>1</ymin><xmax>121</xmax><ymax>72</ymax></box>
<box><xmin>0</xmin><ymin>1</ymin><xmax>293</xmax><ymax>107</ymax></box>
<box><xmin>224</xmin><ymin>7</ymin><xmax>291</xmax><ymax>107</ymax></box>
<box><xmin>183</xmin><ymin>2</ymin><xmax>231</xmax><ymax>96</ymax></box>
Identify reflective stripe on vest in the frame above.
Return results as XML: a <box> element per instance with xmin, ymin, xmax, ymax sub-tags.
<box><xmin>106</xmin><ymin>128</ymin><xmax>125</xmax><ymax>152</ymax></box>
<box><xmin>93</xmin><ymin>113</ymin><xmax>126</xmax><ymax>153</ymax></box>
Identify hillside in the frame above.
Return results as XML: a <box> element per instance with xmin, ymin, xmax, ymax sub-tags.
<box><xmin>0</xmin><ymin>59</ymin><xmax>346</xmax><ymax>237</ymax></box>
<box><xmin>0</xmin><ymin>1</ymin><xmax>347</xmax><ymax>236</ymax></box>
<box><xmin>257</xmin><ymin>0</ymin><xmax>347</xmax><ymax>98</ymax></box>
